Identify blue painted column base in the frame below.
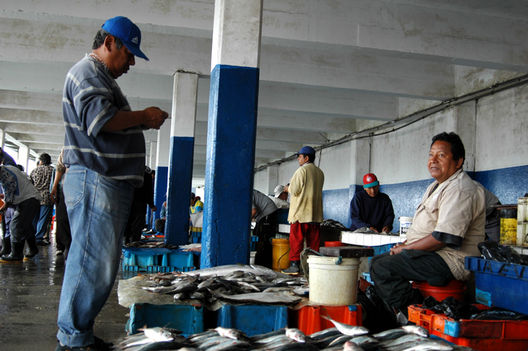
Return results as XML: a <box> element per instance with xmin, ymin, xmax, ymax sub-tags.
<box><xmin>201</xmin><ymin>65</ymin><xmax>259</xmax><ymax>268</ymax></box>
<box><xmin>165</xmin><ymin>137</ymin><xmax>194</xmax><ymax>245</ymax></box>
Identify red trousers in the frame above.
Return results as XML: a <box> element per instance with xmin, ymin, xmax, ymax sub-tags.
<box><xmin>289</xmin><ymin>222</ymin><xmax>320</xmax><ymax>261</ymax></box>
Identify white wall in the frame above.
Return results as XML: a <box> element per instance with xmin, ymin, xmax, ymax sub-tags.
<box><xmin>476</xmin><ymin>85</ymin><xmax>528</xmax><ymax>171</ymax></box>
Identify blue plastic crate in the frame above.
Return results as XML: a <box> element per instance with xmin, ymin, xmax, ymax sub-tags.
<box><xmin>122</xmin><ymin>247</ymin><xmax>194</xmax><ymax>273</ymax></box>
<box><xmin>465</xmin><ymin>256</ymin><xmax>528</xmax><ymax>315</ymax></box>
<box><xmin>125</xmin><ymin>303</ymin><xmax>204</xmax><ymax>336</ymax></box>
<box><xmin>216</xmin><ymin>304</ymin><xmax>288</xmax><ymax>336</ymax></box>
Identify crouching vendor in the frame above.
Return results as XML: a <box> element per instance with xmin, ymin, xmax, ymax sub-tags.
<box><xmin>370</xmin><ymin>132</ymin><xmax>485</xmax><ymax>322</ymax></box>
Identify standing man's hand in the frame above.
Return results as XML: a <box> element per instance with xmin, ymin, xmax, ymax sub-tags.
<box><xmin>142</xmin><ymin>107</ymin><xmax>168</xmax><ymax>129</ymax></box>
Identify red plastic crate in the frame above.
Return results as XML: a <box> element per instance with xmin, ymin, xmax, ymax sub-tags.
<box><xmin>296</xmin><ymin>304</ymin><xmax>362</xmax><ymax>335</ymax></box>
<box><xmin>408</xmin><ymin>304</ymin><xmax>528</xmax><ymax>351</ymax></box>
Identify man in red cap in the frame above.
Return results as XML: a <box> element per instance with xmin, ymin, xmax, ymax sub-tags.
<box><xmin>349</xmin><ymin>173</ymin><xmax>395</xmax><ymax>233</ymax></box>
<box><xmin>282</xmin><ymin>146</ymin><xmax>324</xmax><ymax>274</ymax></box>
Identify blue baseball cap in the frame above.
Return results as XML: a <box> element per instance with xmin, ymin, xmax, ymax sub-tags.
<box><xmin>102</xmin><ymin>16</ymin><xmax>149</xmax><ymax>61</ymax></box>
<box><xmin>297</xmin><ymin>146</ymin><xmax>316</xmax><ymax>156</ymax></box>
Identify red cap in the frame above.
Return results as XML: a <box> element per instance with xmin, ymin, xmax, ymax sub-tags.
<box><xmin>363</xmin><ymin>173</ymin><xmax>379</xmax><ymax>188</ymax></box>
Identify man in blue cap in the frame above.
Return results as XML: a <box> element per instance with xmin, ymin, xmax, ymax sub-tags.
<box><xmin>56</xmin><ymin>16</ymin><xmax>168</xmax><ymax>350</ymax></box>
<box><xmin>282</xmin><ymin>146</ymin><xmax>325</xmax><ymax>274</ymax></box>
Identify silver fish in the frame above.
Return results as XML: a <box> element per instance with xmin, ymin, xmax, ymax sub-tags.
<box><xmin>401</xmin><ymin>325</ymin><xmax>429</xmax><ymax>338</ymax></box>
<box><xmin>285</xmin><ymin>328</ymin><xmax>305</xmax><ymax>343</ymax></box>
<box><xmin>321</xmin><ymin>316</ymin><xmax>369</xmax><ymax>336</ymax></box>
<box><xmin>214</xmin><ymin>327</ymin><xmax>249</xmax><ymax>341</ymax></box>
<box><xmin>309</xmin><ymin>327</ymin><xmax>340</xmax><ymax>340</ymax></box>
<box><xmin>343</xmin><ymin>340</ymin><xmax>364</xmax><ymax>351</ymax></box>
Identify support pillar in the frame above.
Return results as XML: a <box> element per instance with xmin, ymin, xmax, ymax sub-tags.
<box><xmin>201</xmin><ymin>0</ymin><xmax>263</xmax><ymax>267</ymax></box>
<box><xmin>165</xmin><ymin>72</ymin><xmax>198</xmax><ymax>245</ymax></box>
<box><xmin>154</xmin><ymin>126</ymin><xmax>170</xmax><ymax>222</ymax></box>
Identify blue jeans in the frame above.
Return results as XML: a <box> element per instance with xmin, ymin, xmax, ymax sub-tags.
<box><xmin>34</xmin><ymin>204</ymin><xmax>53</xmax><ymax>242</ymax></box>
<box><xmin>57</xmin><ymin>166</ymin><xmax>133</xmax><ymax>347</ymax></box>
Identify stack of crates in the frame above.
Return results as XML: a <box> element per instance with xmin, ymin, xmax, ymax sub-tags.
<box><xmin>408</xmin><ymin>303</ymin><xmax>528</xmax><ymax>351</ymax></box>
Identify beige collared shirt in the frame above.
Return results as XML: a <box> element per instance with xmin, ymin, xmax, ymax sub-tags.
<box><xmin>406</xmin><ymin>169</ymin><xmax>486</xmax><ymax>280</ymax></box>
<box><xmin>288</xmin><ymin>163</ymin><xmax>325</xmax><ymax>224</ymax></box>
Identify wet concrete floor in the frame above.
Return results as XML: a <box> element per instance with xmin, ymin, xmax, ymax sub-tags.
<box><xmin>0</xmin><ymin>237</ymin><xmax>129</xmax><ymax>351</ymax></box>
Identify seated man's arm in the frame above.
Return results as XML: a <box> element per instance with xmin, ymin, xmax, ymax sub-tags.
<box><xmin>382</xmin><ymin>198</ymin><xmax>395</xmax><ymax>233</ymax></box>
<box><xmin>349</xmin><ymin>196</ymin><xmax>370</xmax><ymax>230</ymax></box>
<box><xmin>390</xmin><ymin>234</ymin><xmax>445</xmax><ymax>255</ymax></box>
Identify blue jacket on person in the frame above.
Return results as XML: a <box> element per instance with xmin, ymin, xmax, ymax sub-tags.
<box><xmin>349</xmin><ymin>190</ymin><xmax>395</xmax><ymax>232</ymax></box>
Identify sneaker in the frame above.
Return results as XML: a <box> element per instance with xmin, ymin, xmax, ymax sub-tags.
<box><xmin>56</xmin><ymin>250</ymin><xmax>64</xmax><ymax>256</ymax></box>
<box><xmin>281</xmin><ymin>261</ymin><xmax>299</xmax><ymax>274</ymax></box>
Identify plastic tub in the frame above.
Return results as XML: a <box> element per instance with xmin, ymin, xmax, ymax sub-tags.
<box><xmin>324</xmin><ymin>241</ymin><xmax>343</xmax><ymax>247</ymax></box>
<box><xmin>308</xmin><ymin>255</ymin><xmax>359</xmax><ymax>305</ymax></box>
<box><xmin>272</xmin><ymin>238</ymin><xmax>290</xmax><ymax>271</ymax></box>
<box><xmin>412</xmin><ymin>280</ymin><xmax>466</xmax><ymax>302</ymax></box>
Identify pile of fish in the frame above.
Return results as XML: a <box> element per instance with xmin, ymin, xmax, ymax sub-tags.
<box><xmin>139</xmin><ymin>265</ymin><xmax>307</xmax><ymax>308</ymax></box>
<box><xmin>125</xmin><ymin>241</ymin><xmax>179</xmax><ymax>249</ymax></box>
<box><xmin>114</xmin><ymin>322</ymin><xmax>473</xmax><ymax>351</ymax></box>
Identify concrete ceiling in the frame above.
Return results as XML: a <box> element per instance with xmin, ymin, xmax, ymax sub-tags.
<box><xmin>1</xmin><ymin>0</ymin><xmax>528</xmax><ymax>178</ymax></box>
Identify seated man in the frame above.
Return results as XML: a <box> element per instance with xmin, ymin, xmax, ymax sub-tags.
<box><xmin>350</xmin><ymin>173</ymin><xmax>395</xmax><ymax>233</ymax></box>
<box><xmin>252</xmin><ymin>189</ymin><xmax>279</xmax><ymax>268</ymax></box>
<box><xmin>154</xmin><ymin>201</ymin><xmax>167</xmax><ymax>234</ymax></box>
<box><xmin>370</xmin><ymin>132</ymin><xmax>485</xmax><ymax>323</ymax></box>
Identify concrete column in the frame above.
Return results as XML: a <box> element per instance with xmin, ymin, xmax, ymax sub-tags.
<box><xmin>18</xmin><ymin>144</ymin><xmax>29</xmax><ymax>171</ymax></box>
<box><xmin>0</xmin><ymin>129</ymin><xmax>4</xmax><ymax>149</ymax></box>
<box><xmin>153</xmin><ymin>126</ymin><xmax>171</xmax><ymax>222</ymax></box>
<box><xmin>149</xmin><ymin>141</ymin><xmax>158</xmax><ymax>170</ymax></box>
<box><xmin>266</xmin><ymin>165</ymin><xmax>279</xmax><ymax>196</ymax></box>
<box><xmin>202</xmin><ymin>0</ymin><xmax>263</xmax><ymax>268</ymax></box>
<box><xmin>165</xmin><ymin>72</ymin><xmax>198</xmax><ymax>245</ymax></box>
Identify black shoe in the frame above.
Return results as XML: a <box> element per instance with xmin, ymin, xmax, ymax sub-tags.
<box><xmin>55</xmin><ymin>336</ymin><xmax>112</xmax><ymax>351</ymax></box>
<box><xmin>1</xmin><ymin>241</ymin><xmax>24</xmax><ymax>262</ymax></box>
<box><xmin>0</xmin><ymin>237</ymin><xmax>11</xmax><ymax>256</ymax></box>
<box><xmin>282</xmin><ymin>261</ymin><xmax>299</xmax><ymax>274</ymax></box>
<box><xmin>24</xmin><ymin>237</ymin><xmax>39</xmax><ymax>259</ymax></box>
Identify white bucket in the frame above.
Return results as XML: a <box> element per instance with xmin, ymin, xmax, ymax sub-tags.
<box><xmin>399</xmin><ymin>216</ymin><xmax>413</xmax><ymax>235</ymax></box>
<box><xmin>307</xmin><ymin>256</ymin><xmax>359</xmax><ymax>305</ymax></box>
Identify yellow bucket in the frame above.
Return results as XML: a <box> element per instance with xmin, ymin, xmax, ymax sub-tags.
<box><xmin>272</xmin><ymin>238</ymin><xmax>290</xmax><ymax>271</ymax></box>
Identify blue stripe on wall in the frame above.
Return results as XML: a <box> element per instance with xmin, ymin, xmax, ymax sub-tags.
<box><xmin>201</xmin><ymin>64</ymin><xmax>259</xmax><ymax>268</ymax></box>
<box><xmin>322</xmin><ymin>165</ymin><xmax>528</xmax><ymax>233</ymax></box>
<box><xmin>153</xmin><ymin>166</ymin><xmax>168</xmax><ymax>221</ymax></box>
<box><xmin>473</xmin><ymin>165</ymin><xmax>528</xmax><ymax>204</ymax></box>
<box><xmin>165</xmin><ymin>136</ymin><xmax>194</xmax><ymax>245</ymax></box>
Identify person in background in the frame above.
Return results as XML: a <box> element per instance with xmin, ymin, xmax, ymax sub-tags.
<box><xmin>56</xmin><ymin>16</ymin><xmax>168</xmax><ymax>350</ymax></box>
<box><xmin>124</xmin><ymin>166</ymin><xmax>156</xmax><ymax>244</ymax></box>
<box><xmin>252</xmin><ymin>189</ymin><xmax>279</xmax><ymax>268</ymax></box>
<box><xmin>370</xmin><ymin>132</ymin><xmax>486</xmax><ymax>324</ymax></box>
<box><xmin>0</xmin><ymin>149</ymin><xmax>17</xmax><ymax>256</ymax></box>
<box><xmin>282</xmin><ymin>146</ymin><xmax>324</xmax><ymax>274</ymax></box>
<box><xmin>190</xmin><ymin>195</ymin><xmax>203</xmax><ymax>214</ymax></box>
<box><xmin>349</xmin><ymin>173</ymin><xmax>395</xmax><ymax>233</ymax></box>
<box><xmin>30</xmin><ymin>153</ymin><xmax>55</xmax><ymax>246</ymax></box>
<box><xmin>50</xmin><ymin>148</ymin><xmax>71</xmax><ymax>257</ymax></box>
<box><xmin>154</xmin><ymin>200</ymin><xmax>167</xmax><ymax>234</ymax></box>
<box><xmin>0</xmin><ymin>164</ymin><xmax>41</xmax><ymax>262</ymax></box>
<box><xmin>271</xmin><ymin>184</ymin><xmax>289</xmax><ymax>209</ymax></box>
